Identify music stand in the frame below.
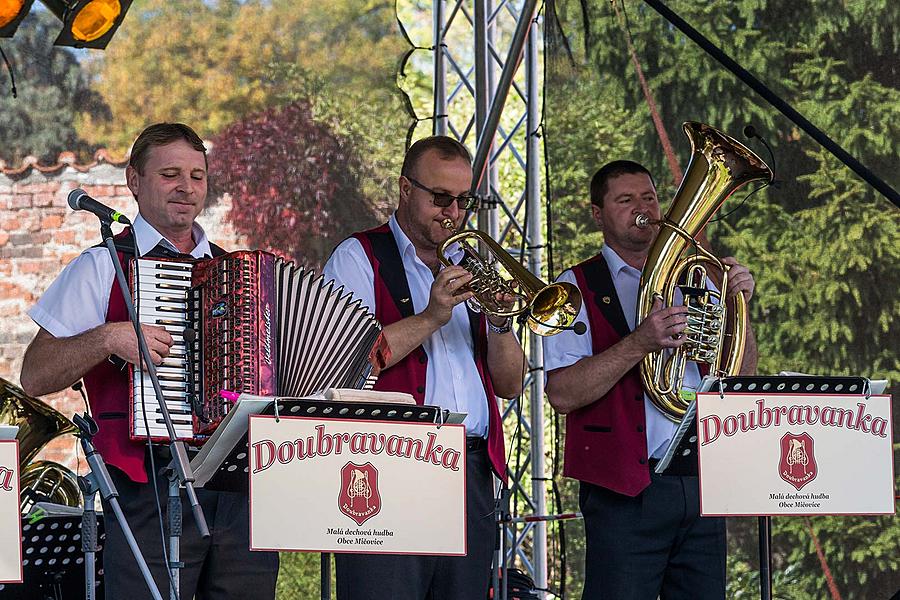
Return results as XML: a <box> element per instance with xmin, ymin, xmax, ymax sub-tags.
<box><xmin>694</xmin><ymin>374</ymin><xmax>886</xmax><ymax>600</ymax></box>
<box><xmin>188</xmin><ymin>393</ymin><xmax>456</xmax><ymax>600</ymax></box>
<box><xmin>0</xmin><ymin>508</ymin><xmax>104</xmax><ymax>600</ymax></box>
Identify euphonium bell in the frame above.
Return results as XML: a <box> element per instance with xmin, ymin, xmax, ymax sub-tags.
<box><xmin>1</xmin><ymin>377</ymin><xmax>82</xmax><ymax>513</ymax></box>
<box><xmin>437</xmin><ymin>219</ymin><xmax>582</xmax><ymax>336</ymax></box>
<box><xmin>637</xmin><ymin>122</ymin><xmax>773</xmax><ymax>421</ymax></box>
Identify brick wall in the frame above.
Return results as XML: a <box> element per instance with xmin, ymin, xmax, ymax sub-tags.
<box><xmin>0</xmin><ymin>157</ymin><xmax>246</xmax><ymax>470</ymax></box>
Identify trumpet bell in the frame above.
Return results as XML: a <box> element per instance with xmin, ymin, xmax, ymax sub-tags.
<box><xmin>529</xmin><ymin>282</ymin><xmax>582</xmax><ymax>336</ymax></box>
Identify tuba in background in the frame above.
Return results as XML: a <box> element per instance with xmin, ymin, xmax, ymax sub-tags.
<box><xmin>637</xmin><ymin>122</ymin><xmax>773</xmax><ymax>420</ymax></box>
<box><xmin>0</xmin><ymin>377</ymin><xmax>82</xmax><ymax>512</ymax></box>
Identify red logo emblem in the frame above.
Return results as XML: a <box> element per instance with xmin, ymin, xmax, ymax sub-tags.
<box><xmin>779</xmin><ymin>432</ymin><xmax>817</xmax><ymax>491</ymax></box>
<box><xmin>338</xmin><ymin>462</ymin><xmax>381</xmax><ymax>526</ymax></box>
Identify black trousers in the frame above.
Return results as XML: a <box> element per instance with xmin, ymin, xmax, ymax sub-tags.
<box><xmin>335</xmin><ymin>443</ymin><xmax>496</xmax><ymax>600</ymax></box>
<box><xmin>101</xmin><ymin>452</ymin><xmax>279</xmax><ymax>600</ymax></box>
<box><xmin>579</xmin><ymin>471</ymin><xmax>726</xmax><ymax>600</ymax></box>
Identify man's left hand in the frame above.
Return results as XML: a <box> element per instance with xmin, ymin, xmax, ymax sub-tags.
<box><xmin>722</xmin><ymin>257</ymin><xmax>754</xmax><ymax>303</ymax></box>
<box><xmin>487</xmin><ymin>292</ymin><xmax>518</xmax><ymax>329</ymax></box>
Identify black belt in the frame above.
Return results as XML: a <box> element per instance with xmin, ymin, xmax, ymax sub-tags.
<box><xmin>466</xmin><ymin>436</ymin><xmax>487</xmax><ymax>452</ymax></box>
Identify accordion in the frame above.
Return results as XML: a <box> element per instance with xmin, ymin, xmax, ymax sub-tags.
<box><xmin>129</xmin><ymin>250</ymin><xmax>383</xmax><ymax>443</ymax></box>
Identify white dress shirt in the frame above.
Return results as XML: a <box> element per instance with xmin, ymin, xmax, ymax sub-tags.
<box><xmin>322</xmin><ymin>214</ymin><xmax>491</xmax><ymax>438</ymax></box>
<box><xmin>29</xmin><ymin>214</ymin><xmax>213</xmax><ymax>338</ymax></box>
<box><xmin>542</xmin><ymin>244</ymin><xmax>705</xmax><ymax>459</ymax></box>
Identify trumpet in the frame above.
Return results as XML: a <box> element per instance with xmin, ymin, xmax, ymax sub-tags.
<box><xmin>437</xmin><ymin>219</ymin><xmax>582</xmax><ymax>336</ymax></box>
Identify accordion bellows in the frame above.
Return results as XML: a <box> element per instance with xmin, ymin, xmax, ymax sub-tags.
<box><xmin>129</xmin><ymin>250</ymin><xmax>382</xmax><ymax>443</ymax></box>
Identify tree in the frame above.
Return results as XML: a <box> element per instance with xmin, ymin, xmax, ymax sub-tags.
<box><xmin>79</xmin><ymin>0</ymin><xmax>407</xmax><ymax>154</ymax></box>
<box><xmin>0</xmin><ymin>10</ymin><xmax>109</xmax><ymax>163</ymax></box>
<box><xmin>208</xmin><ymin>101</ymin><xmax>383</xmax><ymax>268</ymax></box>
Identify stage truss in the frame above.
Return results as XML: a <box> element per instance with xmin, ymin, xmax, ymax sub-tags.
<box><xmin>405</xmin><ymin>0</ymin><xmax>553</xmax><ymax>595</ymax></box>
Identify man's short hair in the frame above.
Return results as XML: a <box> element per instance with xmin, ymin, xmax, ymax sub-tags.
<box><xmin>590</xmin><ymin>160</ymin><xmax>655</xmax><ymax>207</ymax></box>
<box><xmin>401</xmin><ymin>136</ymin><xmax>472</xmax><ymax>178</ymax></box>
<box><xmin>129</xmin><ymin>123</ymin><xmax>207</xmax><ymax>175</ymax></box>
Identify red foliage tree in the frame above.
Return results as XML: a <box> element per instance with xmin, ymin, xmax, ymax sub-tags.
<box><xmin>208</xmin><ymin>101</ymin><xmax>383</xmax><ymax>268</ymax></box>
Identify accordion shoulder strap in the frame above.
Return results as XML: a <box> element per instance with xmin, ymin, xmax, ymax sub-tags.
<box><xmin>356</xmin><ymin>225</ymin><xmax>416</xmax><ymax>320</ymax></box>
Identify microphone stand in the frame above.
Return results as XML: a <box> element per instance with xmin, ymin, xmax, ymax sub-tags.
<box><xmin>75</xmin><ymin>412</ymin><xmax>163</xmax><ymax>600</ymax></box>
<box><xmin>97</xmin><ymin>218</ymin><xmax>210</xmax><ymax>600</ymax></box>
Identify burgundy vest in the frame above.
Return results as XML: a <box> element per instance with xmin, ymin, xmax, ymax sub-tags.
<box><xmin>560</xmin><ymin>254</ymin><xmax>651</xmax><ymax>496</ymax></box>
<box><xmin>563</xmin><ymin>254</ymin><xmax>710</xmax><ymax>496</ymax></box>
<box><xmin>352</xmin><ymin>224</ymin><xmax>507</xmax><ymax>482</ymax></box>
<box><xmin>81</xmin><ymin>229</ymin><xmax>224</xmax><ymax>483</ymax></box>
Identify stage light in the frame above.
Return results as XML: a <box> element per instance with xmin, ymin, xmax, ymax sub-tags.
<box><xmin>0</xmin><ymin>0</ymin><xmax>34</xmax><ymax>38</ymax></box>
<box><xmin>40</xmin><ymin>0</ymin><xmax>133</xmax><ymax>49</ymax></box>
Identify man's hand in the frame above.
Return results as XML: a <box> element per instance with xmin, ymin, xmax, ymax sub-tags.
<box><xmin>722</xmin><ymin>257</ymin><xmax>754</xmax><ymax>303</ymax></box>
<box><xmin>631</xmin><ymin>297</ymin><xmax>688</xmax><ymax>354</ymax></box>
<box><xmin>422</xmin><ymin>265</ymin><xmax>474</xmax><ymax>328</ymax></box>
<box><xmin>104</xmin><ymin>322</ymin><xmax>174</xmax><ymax>366</ymax></box>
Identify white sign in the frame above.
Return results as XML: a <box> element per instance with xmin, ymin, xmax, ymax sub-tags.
<box><xmin>697</xmin><ymin>393</ymin><xmax>894</xmax><ymax>516</ymax></box>
<box><xmin>249</xmin><ymin>415</ymin><xmax>466</xmax><ymax>554</ymax></box>
<box><xmin>0</xmin><ymin>441</ymin><xmax>22</xmax><ymax>583</ymax></box>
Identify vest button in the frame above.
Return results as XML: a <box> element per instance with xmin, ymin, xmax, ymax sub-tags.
<box><xmin>636</xmin><ymin>425</ymin><xmax>644</xmax><ymax>433</ymax></box>
<box><xmin>416</xmin><ymin>385</ymin><xmax>425</xmax><ymax>394</ymax></box>
<box><xmin>418</xmin><ymin>354</ymin><xmax>427</xmax><ymax>364</ymax></box>
<box><xmin>639</xmin><ymin>458</ymin><xmax>647</xmax><ymax>465</ymax></box>
<box><xmin>634</xmin><ymin>394</ymin><xmax>642</xmax><ymax>402</ymax></box>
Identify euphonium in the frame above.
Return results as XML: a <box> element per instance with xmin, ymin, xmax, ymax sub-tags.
<box><xmin>637</xmin><ymin>122</ymin><xmax>773</xmax><ymax>420</ymax></box>
<box><xmin>437</xmin><ymin>220</ymin><xmax>582</xmax><ymax>336</ymax></box>
<box><xmin>0</xmin><ymin>377</ymin><xmax>82</xmax><ymax>512</ymax></box>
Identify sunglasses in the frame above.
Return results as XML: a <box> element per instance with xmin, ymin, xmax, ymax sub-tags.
<box><xmin>406</xmin><ymin>176</ymin><xmax>478</xmax><ymax>210</ymax></box>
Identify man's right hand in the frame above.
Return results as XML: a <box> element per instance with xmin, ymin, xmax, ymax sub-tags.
<box><xmin>104</xmin><ymin>322</ymin><xmax>174</xmax><ymax>366</ymax></box>
<box><xmin>631</xmin><ymin>297</ymin><xmax>689</xmax><ymax>354</ymax></box>
<box><xmin>422</xmin><ymin>265</ymin><xmax>474</xmax><ymax>328</ymax></box>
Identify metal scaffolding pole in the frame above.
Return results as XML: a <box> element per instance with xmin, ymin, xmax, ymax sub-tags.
<box><xmin>524</xmin><ymin>17</ymin><xmax>547</xmax><ymax>596</ymax></box>
<box><xmin>433</xmin><ymin>0</ymin><xmax>448</xmax><ymax>135</ymax></box>
<box><xmin>426</xmin><ymin>0</ymin><xmax>547</xmax><ymax>595</ymax></box>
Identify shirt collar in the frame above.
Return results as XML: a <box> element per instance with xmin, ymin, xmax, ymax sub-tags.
<box><xmin>601</xmin><ymin>243</ymin><xmax>640</xmax><ymax>280</ymax></box>
<box><xmin>133</xmin><ymin>213</ymin><xmax>212</xmax><ymax>258</ymax></box>
<box><xmin>389</xmin><ymin>213</ymin><xmax>463</xmax><ymax>265</ymax></box>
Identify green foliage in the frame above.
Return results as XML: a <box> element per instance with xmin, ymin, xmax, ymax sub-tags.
<box><xmin>276</xmin><ymin>552</ymin><xmax>328</xmax><ymax>599</ymax></box>
<box><xmin>546</xmin><ymin>0</ymin><xmax>899</xmax><ymax>597</ymax></box>
<box><xmin>0</xmin><ymin>11</ymin><xmax>109</xmax><ymax>163</ymax></box>
<box><xmin>81</xmin><ymin>0</ymin><xmax>408</xmax><ymax>155</ymax></box>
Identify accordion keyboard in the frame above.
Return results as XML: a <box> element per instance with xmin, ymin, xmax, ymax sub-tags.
<box><xmin>130</xmin><ymin>258</ymin><xmax>196</xmax><ymax>441</ymax></box>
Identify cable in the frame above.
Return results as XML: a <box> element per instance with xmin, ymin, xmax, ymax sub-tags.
<box><xmin>0</xmin><ymin>43</ymin><xmax>16</xmax><ymax>98</ymax></box>
<box><xmin>394</xmin><ymin>0</ymin><xmax>442</xmax><ymax>150</ymax></box>
<box><xmin>709</xmin><ymin>126</ymin><xmax>777</xmax><ymax>224</ymax></box>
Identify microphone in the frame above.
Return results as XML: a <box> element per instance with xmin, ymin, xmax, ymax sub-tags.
<box><xmin>521</xmin><ymin>314</ymin><xmax>587</xmax><ymax>335</ymax></box>
<box><xmin>743</xmin><ymin>125</ymin><xmax>758</xmax><ymax>140</ymax></box>
<box><xmin>67</xmin><ymin>188</ymin><xmax>131</xmax><ymax>225</ymax></box>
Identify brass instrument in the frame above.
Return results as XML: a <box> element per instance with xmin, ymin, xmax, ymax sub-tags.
<box><xmin>1</xmin><ymin>377</ymin><xmax>82</xmax><ymax>512</ymax></box>
<box><xmin>637</xmin><ymin>122</ymin><xmax>772</xmax><ymax>420</ymax></box>
<box><xmin>437</xmin><ymin>220</ymin><xmax>582</xmax><ymax>336</ymax></box>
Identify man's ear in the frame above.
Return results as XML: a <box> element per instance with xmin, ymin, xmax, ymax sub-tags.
<box><xmin>398</xmin><ymin>175</ymin><xmax>413</xmax><ymax>203</ymax></box>
<box><xmin>125</xmin><ymin>165</ymin><xmax>139</xmax><ymax>197</ymax></box>
<box><xmin>591</xmin><ymin>203</ymin><xmax>603</xmax><ymax>229</ymax></box>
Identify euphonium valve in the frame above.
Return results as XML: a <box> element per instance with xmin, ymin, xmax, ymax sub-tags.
<box><xmin>437</xmin><ymin>219</ymin><xmax>582</xmax><ymax>336</ymax></box>
<box><xmin>637</xmin><ymin>122</ymin><xmax>773</xmax><ymax>421</ymax></box>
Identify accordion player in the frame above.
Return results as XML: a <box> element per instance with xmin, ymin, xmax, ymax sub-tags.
<box><xmin>128</xmin><ymin>250</ymin><xmax>384</xmax><ymax>443</ymax></box>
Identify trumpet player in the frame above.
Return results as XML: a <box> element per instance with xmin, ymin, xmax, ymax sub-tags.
<box><xmin>542</xmin><ymin>160</ymin><xmax>758</xmax><ymax>600</ymax></box>
<box><xmin>323</xmin><ymin>135</ymin><xmax>525</xmax><ymax>600</ymax></box>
